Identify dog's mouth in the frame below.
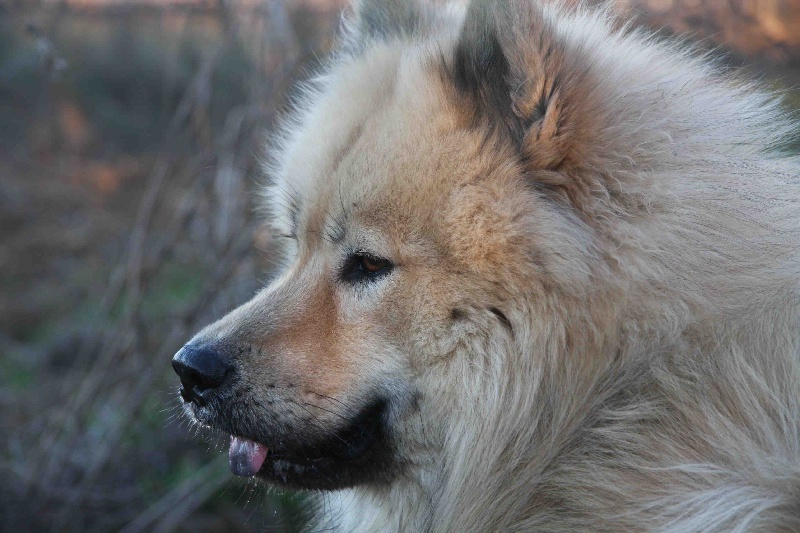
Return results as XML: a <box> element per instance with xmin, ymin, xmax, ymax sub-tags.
<box><xmin>203</xmin><ymin>398</ymin><xmax>397</xmax><ymax>490</ymax></box>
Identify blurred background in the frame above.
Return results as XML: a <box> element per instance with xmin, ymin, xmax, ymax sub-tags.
<box><xmin>0</xmin><ymin>0</ymin><xmax>798</xmax><ymax>531</ymax></box>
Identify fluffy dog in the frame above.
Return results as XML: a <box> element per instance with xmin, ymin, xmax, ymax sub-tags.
<box><xmin>172</xmin><ymin>0</ymin><xmax>800</xmax><ymax>530</ymax></box>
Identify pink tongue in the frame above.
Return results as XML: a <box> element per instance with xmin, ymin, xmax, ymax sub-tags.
<box><xmin>229</xmin><ymin>436</ymin><xmax>268</xmax><ymax>477</ymax></box>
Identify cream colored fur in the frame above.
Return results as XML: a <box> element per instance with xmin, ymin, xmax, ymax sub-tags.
<box><xmin>244</xmin><ymin>1</ymin><xmax>800</xmax><ymax>530</ymax></box>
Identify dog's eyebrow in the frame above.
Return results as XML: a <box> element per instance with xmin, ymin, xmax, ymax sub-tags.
<box><xmin>289</xmin><ymin>204</ymin><xmax>300</xmax><ymax>237</ymax></box>
<box><xmin>325</xmin><ymin>182</ymin><xmax>349</xmax><ymax>244</ymax></box>
<box><xmin>325</xmin><ymin>219</ymin><xmax>347</xmax><ymax>244</ymax></box>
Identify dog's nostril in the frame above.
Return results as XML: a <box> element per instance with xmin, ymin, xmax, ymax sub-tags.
<box><xmin>172</xmin><ymin>361</ymin><xmax>224</xmax><ymax>391</ymax></box>
<box><xmin>171</xmin><ymin>344</ymin><xmax>232</xmax><ymax>403</ymax></box>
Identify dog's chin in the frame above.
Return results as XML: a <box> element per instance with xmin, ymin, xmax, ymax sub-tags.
<box><xmin>186</xmin><ymin>398</ymin><xmax>398</xmax><ymax>491</ymax></box>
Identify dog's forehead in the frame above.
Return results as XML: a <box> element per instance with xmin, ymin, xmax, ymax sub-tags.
<box><xmin>278</xmin><ymin>44</ymin><xmax>481</xmax><ymax>232</ymax></box>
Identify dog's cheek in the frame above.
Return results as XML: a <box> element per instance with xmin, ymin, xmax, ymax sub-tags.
<box><xmin>376</xmin><ymin>271</ymin><xmax>470</xmax><ymax>369</ymax></box>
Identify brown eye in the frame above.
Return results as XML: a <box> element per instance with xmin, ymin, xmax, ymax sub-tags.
<box><xmin>341</xmin><ymin>252</ymin><xmax>393</xmax><ymax>283</ymax></box>
<box><xmin>359</xmin><ymin>255</ymin><xmax>388</xmax><ymax>273</ymax></box>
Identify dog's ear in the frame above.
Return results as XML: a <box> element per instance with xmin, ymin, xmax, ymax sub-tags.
<box><xmin>345</xmin><ymin>0</ymin><xmax>421</xmax><ymax>47</ymax></box>
<box><xmin>451</xmin><ymin>0</ymin><xmax>523</xmax><ymax>145</ymax></box>
<box><xmin>451</xmin><ymin>0</ymin><xmax>614</xmax><ymax>212</ymax></box>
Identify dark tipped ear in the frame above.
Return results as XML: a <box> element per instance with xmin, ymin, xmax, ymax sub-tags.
<box><xmin>452</xmin><ymin>0</ymin><xmax>523</xmax><ymax>145</ymax></box>
<box><xmin>450</xmin><ymin>0</ymin><xmax>615</xmax><ymax>213</ymax></box>
<box><xmin>348</xmin><ymin>0</ymin><xmax>421</xmax><ymax>45</ymax></box>
<box><xmin>451</xmin><ymin>0</ymin><xmax>564</xmax><ymax>156</ymax></box>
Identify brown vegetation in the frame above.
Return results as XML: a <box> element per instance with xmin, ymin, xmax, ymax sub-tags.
<box><xmin>619</xmin><ymin>0</ymin><xmax>800</xmax><ymax>66</ymax></box>
<box><xmin>0</xmin><ymin>2</ymin><xmax>340</xmax><ymax>531</ymax></box>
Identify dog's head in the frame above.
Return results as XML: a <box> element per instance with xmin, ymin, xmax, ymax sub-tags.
<box><xmin>171</xmin><ymin>0</ymin><xmax>634</xmax><ymax>491</ymax></box>
<box><xmin>172</xmin><ymin>0</ymin><xmax>780</xmax><ymax>492</ymax></box>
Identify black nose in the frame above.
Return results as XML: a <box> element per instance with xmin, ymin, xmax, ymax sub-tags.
<box><xmin>172</xmin><ymin>344</ymin><xmax>232</xmax><ymax>406</ymax></box>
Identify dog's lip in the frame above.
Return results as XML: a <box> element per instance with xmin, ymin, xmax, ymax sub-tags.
<box><xmin>227</xmin><ymin>433</ymin><xmax>341</xmax><ymax>478</ymax></box>
<box><xmin>189</xmin><ymin>398</ymin><xmax>395</xmax><ymax>489</ymax></box>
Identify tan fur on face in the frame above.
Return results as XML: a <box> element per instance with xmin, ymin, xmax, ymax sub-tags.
<box><xmin>187</xmin><ymin>0</ymin><xmax>800</xmax><ymax>530</ymax></box>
